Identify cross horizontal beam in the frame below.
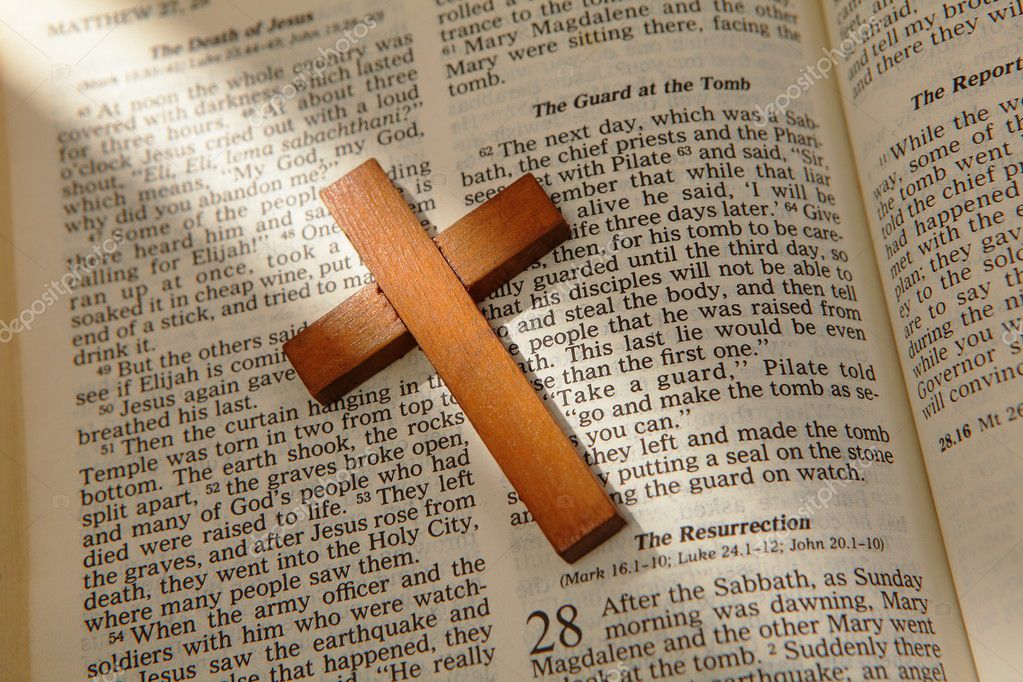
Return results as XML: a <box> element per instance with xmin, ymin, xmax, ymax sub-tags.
<box><xmin>284</xmin><ymin>174</ymin><xmax>569</xmax><ymax>404</ymax></box>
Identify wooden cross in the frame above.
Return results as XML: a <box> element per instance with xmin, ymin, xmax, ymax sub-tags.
<box><xmin>283</xmin><ymin>159</ymin><xmax>623</xmax><ymax>562</ymax></box>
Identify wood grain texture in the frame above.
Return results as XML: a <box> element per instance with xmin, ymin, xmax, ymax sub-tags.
<box><xmin>284</xmin><ymin>173</ymin><xmax>570</xmax><ymax>404</ymax></box>
<box><xmin>320</xmin><ymin>159</ymin><xmax>623</xmax><ymax>562</ymax></box>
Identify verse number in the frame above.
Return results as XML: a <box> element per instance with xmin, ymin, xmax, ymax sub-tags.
<box><xmin>528</xmin><ymin>604</ymin><xmax>582</xmax><ymax>655</ymax></box>
<box><xmin>938</xmin><ymin>422</ymin><xmax>971</xmax><ymax>453</ymax></box>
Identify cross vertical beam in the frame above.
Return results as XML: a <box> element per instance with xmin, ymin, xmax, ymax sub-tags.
<box><xmin>316</xmin><ymin>159</ymin><xmax>623</xmax><ymax>561</ymax></box>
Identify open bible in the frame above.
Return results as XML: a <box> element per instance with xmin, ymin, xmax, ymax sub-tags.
<box><xmin>1</xmin><ymin>0</ymin><xmax>1022</xmax><ymax>678</ymax></box>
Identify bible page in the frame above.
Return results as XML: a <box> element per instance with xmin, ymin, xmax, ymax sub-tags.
<box><xmin>821</xmin><ymin>0</ymin><xmax>1023</xmax><ymax>676</ymax></box>
<box><xmin>0</xmin><ymin>0</ymin><xmax>976</xmax><ymax>679</ymax></box>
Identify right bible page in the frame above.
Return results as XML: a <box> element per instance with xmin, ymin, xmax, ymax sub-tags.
<box><xmin>821</xmin><ymin>1</ymin><xmax>1023</xmax><ymax>676</ymax></box>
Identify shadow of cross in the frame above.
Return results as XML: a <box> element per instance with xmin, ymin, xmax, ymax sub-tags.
<box><xmin>283</xmin><ymin>159</ymin><xmax>623</xmax><ymax>562</ymax></box>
